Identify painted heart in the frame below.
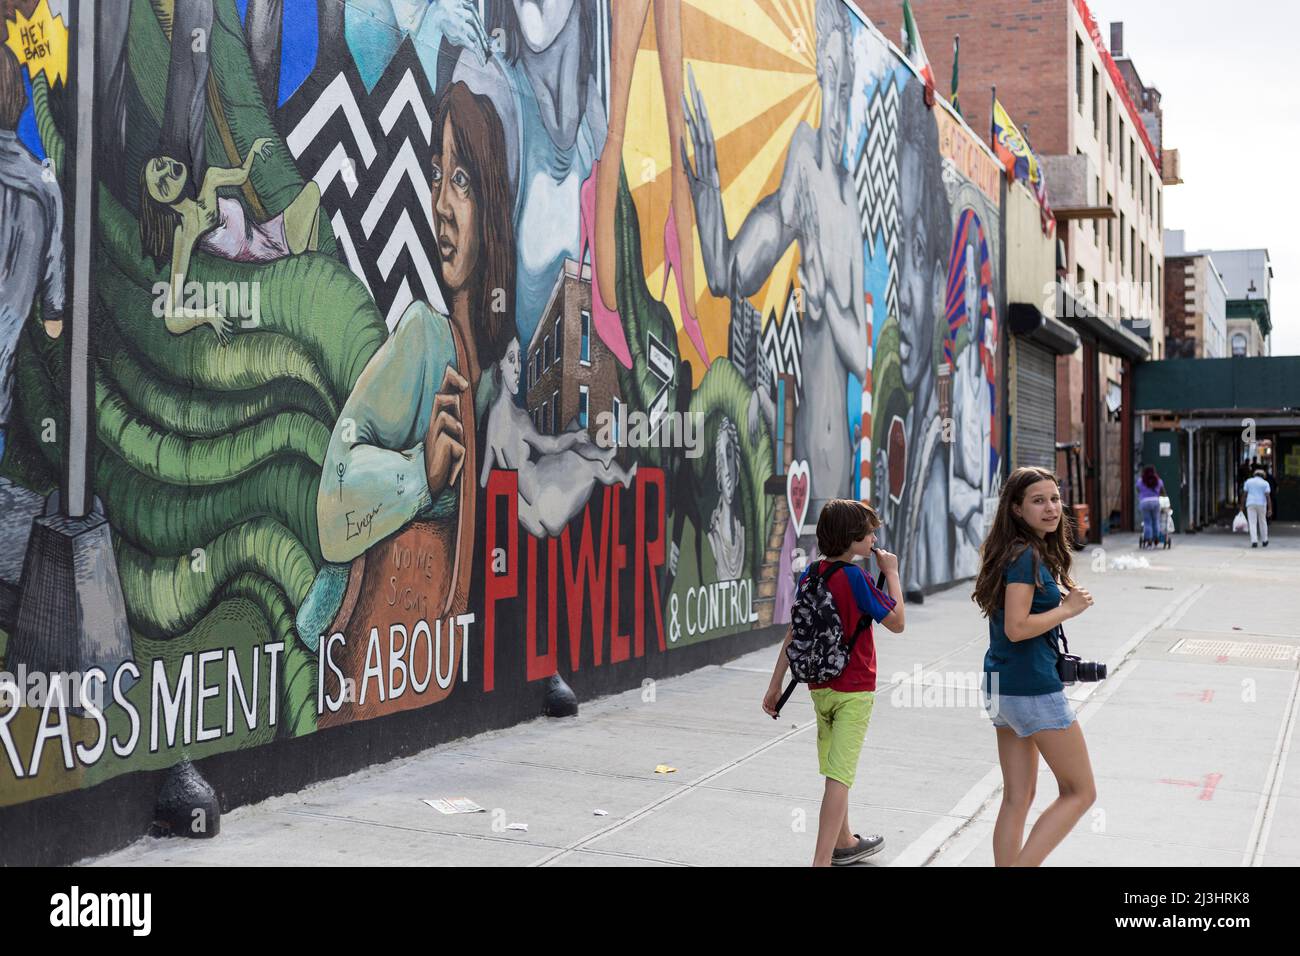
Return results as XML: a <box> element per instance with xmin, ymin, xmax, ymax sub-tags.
<box><xmin>787</xmin><ymin>459</ymin><xmax>810</xmax><ymax>534</ymax></box>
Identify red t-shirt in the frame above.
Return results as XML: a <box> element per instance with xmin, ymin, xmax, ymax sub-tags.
<box><xmin>802</xmin><ymin>560</ymin><xmax>897</xmax><ymax>693</ymax></box>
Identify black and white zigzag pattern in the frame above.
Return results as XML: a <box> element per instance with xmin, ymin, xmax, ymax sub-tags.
<box><xmin>855</xmin><ymin>76</ymin><xmax>899</xmax><ymax>327</ymax></box>
<box><xmin>278</xmin><ymin>41</ymin><xmax>441</xmax><ymax>331</ymax></box>
<box><xmin>760</xmin><ymin>287</ymin><xmax>803</xmax><ymax>405</ymax></box>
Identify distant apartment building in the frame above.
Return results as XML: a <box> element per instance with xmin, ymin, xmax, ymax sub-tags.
<box><xmin>856</xmin><ymin>0</ymin><xmax>1172</xmax><ymax>539</ymax></box>
<box><xmin>1166</xmin><ymin>232</ymin><xmax>1272</xmax><ymax>358</ymax></box>
<box><xmin>1163</xmin><ymin>250</ymin><xmax>1227</xmax><ymax>359</ymax></box>
<box><xmin>524</xmin><ymin>258</ymin><xmax>622</xmax><ymax>441</ymax></box>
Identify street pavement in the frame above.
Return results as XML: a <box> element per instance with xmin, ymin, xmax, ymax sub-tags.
<box><xmin>88</xmin><ymin>525</ymin><xmax>1300</xmax><ymax>867</ymax></box>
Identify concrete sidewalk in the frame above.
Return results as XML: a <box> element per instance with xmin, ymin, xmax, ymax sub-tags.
<box><xmin>88</xmin><ymin>526</ymin><xmax>1300</xmax><ymax>867</ymax></box>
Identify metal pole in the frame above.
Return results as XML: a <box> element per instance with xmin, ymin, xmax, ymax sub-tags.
<box><xmin>63</xmin><ymin>0</ymin><xmax>95</xmax><ymax>518</ymax></box>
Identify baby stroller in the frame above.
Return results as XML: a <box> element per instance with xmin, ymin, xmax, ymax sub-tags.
<box><xmin>1157</xmin><ymin>495</ymin><xmax>1173</xmax><ymax>549</ymax></box>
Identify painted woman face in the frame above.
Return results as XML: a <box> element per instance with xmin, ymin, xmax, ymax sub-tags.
<box><xmin>146</xmin><ymin>156</ymin><xmax>187</xmax><ymax>204</ymax></box>
<box><xmin>897</xmin><ymin>147</ymin><xmax>934</xmax><ymax>392</ymax></box>
<box><xmin>512</xmin><ymin>0</ymin><xmax>575</xmax><ymax>52</ymax></box>
<box><xmin>432</xmin><ymin>115</ymin><xmax>481</xmax><ymax>293</ymax></box>
<box><xmin>716</xmin><ymin>425</ymin><xmax>738</xmax><ymax>503</ymax></box>
<box><xmin>501</xmin><ymin>337</ymin><xmax>521</xmax><ymax>395</ymax></box>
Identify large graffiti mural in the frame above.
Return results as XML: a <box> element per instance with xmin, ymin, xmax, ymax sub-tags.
<box><xmin>0</xmin><ymin>0</ymin><xmax>1003</xmax><ymax>813</ymax></box>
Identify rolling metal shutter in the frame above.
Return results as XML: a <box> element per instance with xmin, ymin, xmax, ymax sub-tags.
<box><xmin>1016</xmin><ymin>340</ymin><xmax>1057</xmax><ymax>471</ymax></box>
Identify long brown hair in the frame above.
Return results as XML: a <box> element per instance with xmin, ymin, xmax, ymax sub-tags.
<box><xmin>430</xmin><ymin>81</ymin><xmax>515</xmax><ymax>375</ymax></box>
<box><xmin>138</xmin><ymin>161</ymin><xmax>181</xmax><ymax>268</ymax></box>
<box><xmin>972</xmin><ymin>467</ymin><xmax>1076</xmax><ymax>617</ymax></box>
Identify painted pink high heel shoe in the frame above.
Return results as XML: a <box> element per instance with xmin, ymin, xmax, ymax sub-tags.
<box><xmin>662</xmin><ymin>204</ymin><xmax>711</xmax><ymax>367</ymax></box>
<box><xmin>578</xmin><ymin>159</ymin><xmax>633</xmax><ymax>368</ymax></box>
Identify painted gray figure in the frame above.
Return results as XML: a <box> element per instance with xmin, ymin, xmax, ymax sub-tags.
<box><xmin>947</xmin><ymin>217</ymin><xmax>997</xmax><ymax>578</ymax></box>
<box><xmin>890</xmin><ymin>83</ymin><xmax>954</xmax><ymax>594</ymax></box>
<box><xmin>481</xmin><ymin>336</ymin><xmax>635</xmax><ymax>538</ymax></box>
<box><xmin>681</xmin><ymin>0</ymin><xmax>867</xmax><ymax>523</ymax></box>
<box><xmin>0</xmin><ymin>47</ymin><xmax>64</xmax><ymax>462</ymax></box>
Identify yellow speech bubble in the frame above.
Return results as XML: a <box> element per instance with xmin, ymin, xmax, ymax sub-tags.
<box><xmin>4</xmin><ymin>0</ymin><xmax>69</xmax><ymax>87</ymax></box>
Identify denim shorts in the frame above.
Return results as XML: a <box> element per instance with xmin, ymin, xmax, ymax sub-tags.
<box><xmin>984</xmin><ymin>690</ymin><xmax>1076</xmax><ymax>737</ymax></box>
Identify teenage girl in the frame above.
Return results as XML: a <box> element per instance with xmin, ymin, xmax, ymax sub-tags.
<box><xmin>971</xmin><ymin>466</ymin><xmax>1097</xmax><ymax>866</ymax></box>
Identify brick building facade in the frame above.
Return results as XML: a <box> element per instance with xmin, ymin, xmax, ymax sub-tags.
<box><xmin>524</xmin><ymin>258</ymin><xmax>622</xmax><ymax>441</ymax></box>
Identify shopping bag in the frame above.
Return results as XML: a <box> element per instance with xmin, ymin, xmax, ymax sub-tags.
<box><xmin>1232</xmin><ymin>511</ymin><xmax>1248</xmax><ymax>533</ymax></box>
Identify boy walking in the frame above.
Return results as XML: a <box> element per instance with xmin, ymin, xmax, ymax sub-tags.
<box><xmin>763</xmin><ymin>499</ymin><xmax>905</xmax><ymax>866</ymax></box>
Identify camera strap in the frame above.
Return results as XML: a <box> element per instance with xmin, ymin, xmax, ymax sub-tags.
<box><xmin>1055</xmin><ymin>624</ymin><xmax>1070</xmax><ymax>656</ymax></box>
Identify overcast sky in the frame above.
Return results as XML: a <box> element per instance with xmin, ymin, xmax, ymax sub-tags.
<box><xmin>1086</xmin><ymin>0</ymin><xmax>1299</xmax><ymax>356</ymax></box>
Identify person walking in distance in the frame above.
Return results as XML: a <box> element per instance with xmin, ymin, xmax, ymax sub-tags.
<box><xmin>1240</xmin><ymin>468</ymin><xmax>1272</xmax><ymax>548</ymax></box>
<box><xmin>972</xmin><ymin>467</ymin><xmax>1097</xmax><ymax>866</ymax></box>
<box><xmin>1135</xmin><ymin>465</ymin><xmax>1166</xmax><ymax>548</ymax></box>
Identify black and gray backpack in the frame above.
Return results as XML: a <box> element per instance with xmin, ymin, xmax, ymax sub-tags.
<box><xmin>774</xmin><ymin>561</ymin><xmax>871</xmax><ymax>713</ymax></box>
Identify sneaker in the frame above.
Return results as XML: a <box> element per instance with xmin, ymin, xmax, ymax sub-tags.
<box><xmin>832</xmin><ymin>833</ymin><xmax>885</xmax><ymax>865</ymax></box>
<box><xmin>1252</xmin><ymin>543</ymin><xmax>1258</xmax><ymax>548</ymax></box>
<box><xmin>1263</xmin><ymin>541</ymin><xmax>1269</xmax><ymax>547</ymax></box>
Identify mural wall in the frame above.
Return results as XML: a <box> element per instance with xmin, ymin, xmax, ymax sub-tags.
<box><xmin>0</xmin><ymin>0</ymin><xmax>1003</xmax><ymax>810</ymax></box>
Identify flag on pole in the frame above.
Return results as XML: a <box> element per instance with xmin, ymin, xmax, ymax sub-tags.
<box><xmin>992</xmin><ymin>98</ymin><xmax>1055</xmax><ymax>236</ymax></box>
<box><xmin>950</xmin><ymin>35</ymin><xmax>961</xmax><ymax>117</ymax></box>
<box><xmin>901</xmin><ymin>0</ymin><xmax>936</xmax><ymax>107</ymax></box>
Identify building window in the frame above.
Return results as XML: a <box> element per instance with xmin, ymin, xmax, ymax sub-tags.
<box><xmin>1119</xmin><ymin>119</ymin><xmax>1126</xmax><ymax>178</ymax></box>
<box><xmin>1093</xmin><ymin>176</ymin><xmax>1100</xmax><ymax>242</ymax></box>
<box><xmin>1129</xmin><ymin>141</ymin><xmax>1136</xmax><ymax>195</ymax></box>
<box><xmin>611</xmin><ymin>397</ymin><xmax>622</xmax><ymax>443</ymax></box>
<box><xmin>553</xmin><ymin>322</ymin><xmax>562</xmax><ymax>365</ymax></box>
<box><xmin>552</xmin><ymin>389</ymin><xmax>560</xmax><ymax>429</ymax></box>
<box><xmin>1091</xmin><ymin>65</ymin><xmax>1099</xmax><ymax>135</ymax></box>
<box><xmin>1129</xmin><ymin>226</ymin><xmax>1136</xmax><ymax>279</ymax></box>
<box><xmin>1076</xmin><ymin>35</ymin><xmax>1084</xmax><ymax>114</ymax></box>
<box><xmin>1106</xmin><ymin>94</ymin><xmax>1113</xmax><ymax>157</ymax></box>
<box><xmin>1077</xmin><ymin>266</ymin><xmax>1086</xmax><ymax>300</ymax></box>
<box><xmin>1106</xmin><ymin>192</ymin><xmax>1113</xmax><ymax>257</ymax></box>
<box><xmin>543</xmin><ymin>401</ymin><xmax>550</xmax><ymax>434</ymax></box>
<box><xmin>1093</xmin><ymin>280</ymin><xmax>1100</xmax><ymax>311</ymax></box>
<box><xmin>1119</xmin><ymin>212</ymin><xmax>1125</xmax><ymax>271</ymax></box>
<box><xmin>580</xmin><ymin>309</ymin><xmax>591</xmax><ymax>364</ymax></box>
<box><xmin>1232</xmin><ymin>333</ymin><xmax>1247</xmax><ymax>357</ymax></box>
<box><xmin>544</xmin><ymin>331</ymin><xmax>552</xmax><ymax>369</ymax></box>
<box><xmin>579</xmin><ymin>385</ymin><xmax>589</xmax><ymax>428</ymax></box>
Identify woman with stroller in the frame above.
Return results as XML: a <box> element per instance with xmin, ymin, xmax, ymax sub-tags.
<box><xmin>1136</xmin><ymin>465</ymin><xmax>1166</xmax><ymax>548</ymax></box>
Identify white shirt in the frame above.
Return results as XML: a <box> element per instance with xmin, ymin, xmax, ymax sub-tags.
<box><xmin>1243</xmin><ymin>476</ymin><xmax>1270</xmax><ymax>508</ymax></box>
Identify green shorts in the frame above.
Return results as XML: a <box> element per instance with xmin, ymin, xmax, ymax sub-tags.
<box><xmin>811</xmin><ymin>688</ymin><xmax>874</xmax><ymax>788</ymax></box>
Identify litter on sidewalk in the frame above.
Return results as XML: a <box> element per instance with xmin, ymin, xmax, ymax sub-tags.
<box><xmin>654</xmin><ymin>765</ymin><xmax>677</xmax><ymax>774</ymax></box>
<box><xmin>422</xmin><ymin>797</ymin><xmax>486</xmax><ymax>814</ymax></box>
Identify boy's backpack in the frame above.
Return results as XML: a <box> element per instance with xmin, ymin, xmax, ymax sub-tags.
<box><xmin>774</xmin><ymin>561</ymin><xmax>872</xmax><ymax>713</ymax></box>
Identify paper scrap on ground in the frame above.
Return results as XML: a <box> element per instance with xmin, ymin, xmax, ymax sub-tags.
<box><xmin>654</xmin><ymin>765</ymin><xmax>677</xmax><ymax>774</ymax></box>
<box><xmin>593</xmin><ymin>809</ymin><xmax>608</xmax><ymax>816</ymax></box>
<box><xmin>506</xmin><ymin>823</ymin><xmax>528</xmax><ymax>832</ymax></box>
<box><xmin>423</xmin><ymin>797</ymin><xmax>486</xmax><ymax>814</ymax></box>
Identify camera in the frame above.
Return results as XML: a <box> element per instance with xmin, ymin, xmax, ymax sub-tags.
<box><xmin>1057</xmin><ymin>654</ymin><xmax>1107</xmax><ymax>684</ymax></box>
